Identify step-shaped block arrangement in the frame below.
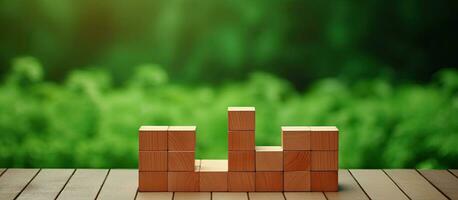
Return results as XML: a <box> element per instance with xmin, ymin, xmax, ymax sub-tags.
<box><xmin>138</xmin><ymin>107</ymin><xmax>339</xmax><ymax>192</ymax></box>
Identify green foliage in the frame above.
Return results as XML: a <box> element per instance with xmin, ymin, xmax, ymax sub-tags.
<box><xmin>1</xmin><ymin>57</ymin><xmax>457</xmax><ymax>168</ymax></box>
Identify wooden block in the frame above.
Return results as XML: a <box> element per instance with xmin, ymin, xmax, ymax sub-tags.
<box><xmin>139</xmin><ymin>151</ymin><xmax>167</xmax><ymax>171</ymax></box>
<box><xmin>311</xmin><ymin>151</ymin><xmax>338</xmax><ymax>171</ymax></box>
<box><xmin>139</xmin><ymin>126</ymin><xmax>168</xmax><ymax>151</ymax></box>
<box><xmin>283</xmin><ymin>151</ymin><xmax>311</xmax><ymax>171</ymax></box>
<box><xmin>281</xmin><ymin>126</ymin><xmax>310</xmax><ymax>150</ymax></box>
<box><xmin>228</xmin><ymin>151</ymin><xmax>255</xmax><ymax>171</ymax></box>
<box><xmin>138</xmin><ymin>171</ymin><xmax>167</xmax><ymax>191</ymax></box>
<box><xmin>311</xmin><ymin>171</ymin><xmax>338</xmax><ymax>192</ymax></box>
<box><xmin>168</xmin><ymin>151</ymin><xmax>195</xmax><ymax>171</ymax></box>
<box><xmin>168</xmin><ymin>126</ymin><xmax>196</xmax><ymax>151</ymax></box>
<box><xmin>228</xmin><ymin>107</ymin><xmax>255</xmax><ymax>130</ymax></box>
<box><xmin>199</xmin><ymin>160</ymin><xmax>228</xmax><ymax>191</ymax></box>
<box><xmin>255</xmin><ymin>172</ymin><xmax>283</xmax><ymax>191</ymax></box>
<box><xmin>310</xmin><ymin>126</ymin><xmax>338</xmax><ymax>150</ymax></box>
<box><xmin>255</xmin><ymin>146</ymin><xmax>283</xmax><ymax>171</ymax></box>
<box><xmin>168</xmin><ymin>171</ymin><xmax>199</xmax><ymax>191</ymax></box>
<box><xmin>228</xmin><ymin>130</ymin><xmax>255</xmax><ymax>150</ymax></box>
<box><xmin>284</xmin><ymin>171</ymin><xmax>311</xmax><ymax>191</ymax></box>
<box><xmin>228</xmin><ymin>172</ymin><xmax>255</xmax><ymax>191</ymax></box>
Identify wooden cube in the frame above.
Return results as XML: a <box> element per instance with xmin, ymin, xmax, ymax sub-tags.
<box><xmin>311</xmin><ymin>151</ymin><xmax>338</xmax><ymax>171</ymax></box>
<box><xmin>139</xmin><ymin>151</ymin><xmax>167</xmax><ymax>171</ymax></box>
<box><xmin>168</xmin><ymin>126</ymin><xmax>196</xmax><ymax>151</ymax></box>
<box><xmin>255</xmin><ymin>172</ymin><xmax>283</xmax><ymax>191</ymax></box>
<box><xmin>281</xmin><ymin>126</ymin><xmax>310</xmax><ymax>150</ymax></box>
<box><xmin>228</xmin><ymin>151</ymin><xmax>255</xmax><ymax>171</ymax></box>
<box><xmin>310</xmin><ymin>126</ymin><xmax>338</xmax><ymax>150</ymax></box>
<box><xmin>168</xmin><ymin>151</ymin><xmax>195</xmax><ymax>171</ymax></box>
<box><xmin>283</xmin><ymin>151</ymin><xmax>311</xmax><ymax>171</ymax></box>
<box><xmin>199</xmin><ymin>160</ymin><xmax>228</xmax><ymax>191</ymax></box>
<box><xmin>228</xmin><ymin>130</ymin><xmax>255</xmax><ymax>150</ymax></box>
<box><xmin>284</xmin><ymin>171</ymin><xmax>311</xmax><ymax>191</ymax></box>
<box><xmin>311</xmin><ymin>171</ymin><xmax>338</xmax><ymax>192</ymax></box>
<box><xmin>139</xmin><ymin>126</ymin><xmax>168</xmax><ymax>151</ymax></box>
<box><xmin>168</xmin><ymin>171</ymin><xmax>199</xmax><ymax>191</ymax></box>
<box><xmin>228</xmin><ymin>107</ymin><xmax>255</xmax><ymax>130</ymax></box>
<box><xmin>138</xmin><ymin>171</ymin><xmax>167</xmax><ymax>191</ymax></box>
<box><xmin>228</xmin><ymin>172</ymin><xmax>255</xmax><ymax>191</ymax></box>
<box><xmin>255</xmin><ymin>146</ymin><xmax>283</xmax><ymax>171</ymax></box>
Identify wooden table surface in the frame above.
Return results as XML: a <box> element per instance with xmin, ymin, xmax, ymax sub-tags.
<box><xmin>0</xmin><ymin>169</ymin><xmax>457</xmax><ymax>200</ymax></box>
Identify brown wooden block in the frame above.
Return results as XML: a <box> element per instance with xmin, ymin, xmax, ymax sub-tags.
<box><xmin>168</xmin><ymin>151</ymin><xmax>195</xmax><ymax>171</ymax></box>
<box><xmin>168</xmin><ymin>171</ymin><xmax>199</xmax><ymax>191</ymax></box>
<box><xmin>281</xmin><ymin>126</ymin><xmax>310</xmax><ymax>150</ymax></box>
<box><xmin>138</xmin><ymin>171</ymin><xmax>167</xmax><ymax>191</ymax></box>
<box><xmin>228</xmin><ymin>107</ymin><xmax>255</xmax><ymax>130</ymax></box>
<box><xmin>311</xmin><ymin>151</ymin><xmax>338</xmax><ymax>171</ymax></box>
<box><xmin>310</xmin><ymin>126</ymin><xmax>338</xmax><ymax>150</ymax></box>
<box><xmin>228</xmin><ymin>130</ymin><xmax>255</xmax><ymax>151</ymax></box>
<box><xmin>284</xmin><ymin>171</ymin><xmax>311</xmax><ymax>191</ymax></box>
<box><xmin>168</xmin><ymin>126</ymin><xmax>196</xmax><ymax>151</ymax></box>
<box><xmin>199</xmin><ymin>159</ymin><xmax>228</xmax><ymax>191</ymax></box>
<box><xmin>255</xmin><ymin>146</ymin><xmax>283</xmax><ymax>171</ymax></box>
<box><xmin>228</xmin><ymin>151</ymin><xmax>255</xmax><ymax>171</ymax></box>
<box><xmin>139</xmin><ymin>151</ymin><xmax>167</xmax><ymax>171</ymax></box>
<box><xmin>283</xmin><ymin>151</ymin><xmax>311</xmax><ymax>171</ymax></box>
<box><xmin>228</xmin><ymin>172</ymin><xmax>255</xmax><ymax>191</ymax></box>
<box><xmin>311</xmin><ymin>171</ymin><xmax>338</xmax><ymax>192</ymax></box>
<box><xmin>255</xmin><ymin>172</ymin><xmax>283</xmax><ymax>191</ymax></box>
<box><xmin>139</xmin><ymin>126</ymin><xmax>168</xmax><ymax>151</ymax></box>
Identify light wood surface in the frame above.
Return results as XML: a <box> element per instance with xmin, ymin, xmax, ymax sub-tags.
<box><xmin>212</xmin><ymin>192</ymin><xmax>248</xmax><ymax>200</ymax></box>
<box><xmin>96</xmin><ymin>169</ymin><xmax>138</xmax><ymax>200</ymax></box>
<box><xmin>284</xmin><ymin>192</ymin><xmax>326</xmax><ymax>200</ymax></box>
<box><xmin>136</xmin><ymin>192</ymin><xmax>173</xmax><ymax>200</ymax></box>
<box><xmin>350</xmin><ymin>169</ymin><xmax>409</xmax><ymax>200</ymax></box>
<box><xmin>57</xmin><ymin>169</ymin><xmax>108</xmax><ymax>200</ymax></box>
<box><xmin>174</xmin><ymin>192</ymin><xmax>210</xmax><ymax>200</ymax></box>
<box><xmin>418</xmin><ymin>169</ymin><xmax>458</xmax><ymax>200</ymax></box>
<box><xmin>325</xmin><ymin>170</ymin><xmax>369</xmax><ymax>200</ymax></box>
<box><xmin>385</xmin><ymin>169</ymin><xmax>447</xmax><ymax>200</ymax></box>
<box><xmin>249</xmin><ymin>192</ymin><xmax>285</xmax><ymax>200</ymax></box>
<box><xmin>0</xmin><ymin>169</ymin><xmax>40</xmax><ymax>200</ymax></box>
<box><xmin>16</xmin><ymin>169</ymin><xmax>74</xmax><ymax>200</ymax></box>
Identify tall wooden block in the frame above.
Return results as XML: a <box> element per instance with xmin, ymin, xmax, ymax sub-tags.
<box><xmin>311</xmin><ymin>171</ymin><xmax>338</xmax><ymax>192</ymax></box>
<box><xmin>255</xmin><ymin>146</ymin><xmax>283</xmax><ymax>171</ymax></box>
<box><xmin>167</xmin><ymin>160</ymin><xmax>200</xmax><ymax>191</ymax></box>
<box><xmin>284</xmin><ymin>171</ymin><xmax>311</xmax><ymax>191</ymax></box>
<box><xmin>228</xmin><ymin>107</ymin><xmax>255</xmax><ymax>130</ymax></box>
<box><xmin>311</xmin><ymin>151</ymin><xmax>338</xmax><ymax>171</ymax></box>
<box><xmin>283</xmin><ymin>151</ymin><xmax>310</xmax><ymax>171</ymax></box>
<box><xmin>228</xmin><ymin>151</ymin><xmax>255</xmax><ymax>171</ymax></box>
<box><xmin>255</xmin><ymin>172</ymin><xmax>283</xmax><ymax>191</ymax></box>
<box><xmin>228</xmin><ymin>130</ymin><xmax>255</xmax><ymax>150</ymax></box>
<box><xmin>281</xmin><ymin>126</ymin><xmax>310</xmax><ymax>150</ymax></box>
<box><xmin>168</xmin><ymin>151</ymin><xmax>195</xmax><ymax>171</ymax></box>
<box><xmin>199</xmin><ymin>159</ymin><xmax>228</xmax><ymax>191</ymax></box>
<box><xmin>168</xmin><ymin>126</ymin><xmax>196</xmax><ymax>151</ymax></box>
<box><xmin>139</xmin><ymin>151</ymin><xmax>167</xmax><ymax>171</ymax></box>
<box><xmin>138</xmin><ymin>172</ymin><xmax>167</xmax><ymax>191</ymax></box>
<box><xmin>139</xmin><ymin>126</ymin><xmax>168</xmax><ymax>151</ymax></box>
<box><xmin>310</xmin><ymin>126</ymin><xmax>338</xmax><ymax>150</ymax></box>
<box><xmin>228</xmin><ymin>172</ymin><xmax>255</xmax><ymax>191</ymax></box>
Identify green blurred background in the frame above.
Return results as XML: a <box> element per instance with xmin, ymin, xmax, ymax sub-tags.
<box><xmin>1</xmin><ymin>0</ymin><xmax>457</xmax><ymax>169</ymax></box>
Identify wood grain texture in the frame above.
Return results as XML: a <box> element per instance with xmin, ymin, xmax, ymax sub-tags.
<box><xmin>248</xmin><ymin>192</ymin><xmax>285</xmax><ymax>200</ymax></box>
<box><xmin>256</xmin><ymin>146</ymin><xmax>283</xmax><ymax>171</ymax></box>
<box><xmin>200</xmin><ymin>159</ymin><xmax>228</xmax><ymax>191</ymax></box>
<box><xmin>228</xmin><ymin>130</ymin><xmax>255</xmax><ymax>150</ymax></box>
<box><xmin>228</xmin><ymin>172</ymin><xmax>255</xmax><ymax>192</ymax></box>
<box><xmin>168</xmin><ymin>151</ymin><xmax>195</xmax><ymax>171</ymax></box>
<box><xmin>228</xmin><ymin>151</ymin><xmax>255</xmax><ymax>171</ymax></box>
<box><xmin>17</xmin><ymin>169</ymin><xmax>74</xmax><ymax>200</ymax></box>
<box><xmin>281</xmin><ymin>126</ymin><xmax>310</xmax><ymax>150</ymax></box>
<box><xmin>418</xmin><ymin>170</ymin><xmax>458</xmax><ymax>200</ymax></box>
<box><xmin>136</xmin><ymin>192</ymin><xmax>172</xmax><ymax>200</ymax></box>
<box><xmin>174</xmin><ymin>192</ymin><xmax>211</xmax><ymax>200</ymax></box>
<box><xmin>350</xmin><ymin>169</ymin><xmax>409</xmax><ymax>200</ymax></box>
<box><xmin>139</xmin><ymin>151</ymin><xmax>167</xmax><ymax>171</ymax></box>
<box><xmin>450</xmin><ymin>169</ymin><xmax>458</xmax><ymax>177</ymax></box>
<box><xmin>57</xmin><ymin>169</ymin><xmax>108</xmax><ymax>200</ymax></box>
<box><xmin>255</xmin><ymin>172</ymin><xmax>283</xmax><ymax>191</ymax></box>
<box><xmin>96</xmin><ymin>169</ymin><xmax>137</xmax><ymax>200</ymax></box>
<box><xmin>284</xmin><ymin>192</ymin><xmax>326</xmax><ymax>200</ymax></box>
<box><xmin>284</xmin><ymin>171</ymin><xmax>310</xmax><ymax>191</ymax></box>
<box><xmin>138</xmin><ymin>172</ymin><xmax>167</xmax><ymax>191</ymax></box>
<box><xmin>283</xmin><ymin>151</ymin><xmax>310</xmax><ymax>171</ymax></box>
<box><xmin>311</xmin><ymin>171</ymin><xmax>338</xmax><ymax>192</ymax></box>
<box><xmin>310</xmin><ymin>127</ymin><xmax>338</xmax><ymax>150</ymax></box>
<box><xmin>228</xmin><ymin>108</ymin><xmax>255</xmax><ymax>131</ymax></box>
<box><xmin>139</xmin><ymin>126</ymin><xmax>168</xmax><ymax>151</ymax></box>
<box><xmin>311</xmin><ymin>151</ymin><xmax>338</xmax><ymax>171</ymax></box>
<box><xmin>385</xmin><ymin>169</ymin><xmax>447</xmax><ymax>200</ymax></box>
<box><xmin>213</xmin><ymin>192</ymin><xmax>248</xmax><ymax>200</ymax></box>
<box><xmin>168</xmin><ymin>172</ymin><xmax>199</xmax><ymax>191</ymax></box>
<box><xmin>168</xmin><ymin>126</ymin><xmax>196</xmax><ymax>151</ymax></box>
<box><xmin>325</xmin><ymin>170</ymin><xmax>369</xmax><ymax>200</ymax></box>
<box><xmin>0</xmin><ymin>169</ymin><xmax>5</xmax><ymax>176</ymax></box>
<box><xmin>0</xmin><ymin>169</ymin><xmax>39</xmax><ymax>200</ymax></box>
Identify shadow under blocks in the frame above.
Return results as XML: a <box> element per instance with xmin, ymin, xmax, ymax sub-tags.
<box><xmin>138</xmin><ymin>107</ymin><xmax>339</xmax><ymax>192</ymax></box>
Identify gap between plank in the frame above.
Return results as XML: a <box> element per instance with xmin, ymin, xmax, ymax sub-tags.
<box><xmin>348</xmin><ymin>170</ymin><xmax>372</xmax><ymax>200</ymax></box>
<box><xmin>415</xmin><ymin>169</ymin><xmax>450</xmax><ymax>200</ymax></box>
<box><xmin>447</xmin><ymin>169</ymin><xmax>458</xmax><ymax>179</ymax></box>
<box><xmin>54</xmin><ymin>169</ymin><xmax>76</xmax><ymax>200</ymax></box>
<box><xmin>13</xmin><ymin>168</ymin><xmax>41</xmax><ymax>200</ymax></box>
<box><xmin>94</xmin><ymin>169</ymin><xmax>111</xmax><ymax>200</ymax></box>
<box><xmin>381</xmin><ymin>170</ymin><xmax>412</xmax><ymax>200</ymax></box>
<box><xmin>0</xmin><ymin>168</ymin><xmax>7</xmax><ymax>177</ymax></box>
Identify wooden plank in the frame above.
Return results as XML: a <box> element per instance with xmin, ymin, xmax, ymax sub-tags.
<box><xmin>174</xmin><ymin>192</ymin><xmax>211</xmax><ymax>200</ymax></box>
<box><xmin>350</xmin><ymin>169</ymin><xmax>409</xmax><ymax>200</ymax></box>
<box><xmin>16</xmin><ymin>169</ymin><xmax>74</xmax><ymax>200</ymax></box>
<box><xmin>0</xmin><ymin>169</ymin><xmax>5</xmax><ymax>176</ymax></box>
<box><xmin>0</xmin><ymin>169</ymin><xmax>39</xmax><ymax>200</ymax></box>
<box><xmin>450</xmin><ymin>169</ymin><xmax>458</xmax><ymax>178</ymax></box>
<box><xmin>385</xmin><ymin>169</ymin><xmax>447</xmax><ymax>200</ymax></box>
<box><xmin>325</xmin><ymin>170</ymin><xmax>369</xmax><ymax>200</ymax></box>
<box><xmin>284</xmin><ymin>192</ymin><xmax>326</xmax><ymax>200</ymax></box>
<box><xmin>212</xmin><ymin>192</ymin><xmax>248</xmax><ymax>200</ymax></box>
<box><xmin>57</xmin><ymin>169</ymin><xmax>108</xmax><ymax>200</ymax></box>
<box><xmin>249</xmin><ymin>192</ymin><xmax>285</xmax><ymax>200</ymax></box>
<box><xmin>136</xmin><ymin>192</ymin><xmax>173</xmax><ymax>200</ymax></box>
<box><xmin>96</xmin><ymin>169</ymin><xmax>137</xmax><ymax>200</ymax></box>
<box><xmin>418</xmin><ymin>169</ymin><xmax>458</xmax><ymax>200</ymax></box>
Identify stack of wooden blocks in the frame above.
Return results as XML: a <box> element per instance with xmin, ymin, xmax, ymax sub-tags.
<box><xmin>138</xmin><ymin>106</ymin><xmax>338</xmax><ymax>192</ymax></box>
